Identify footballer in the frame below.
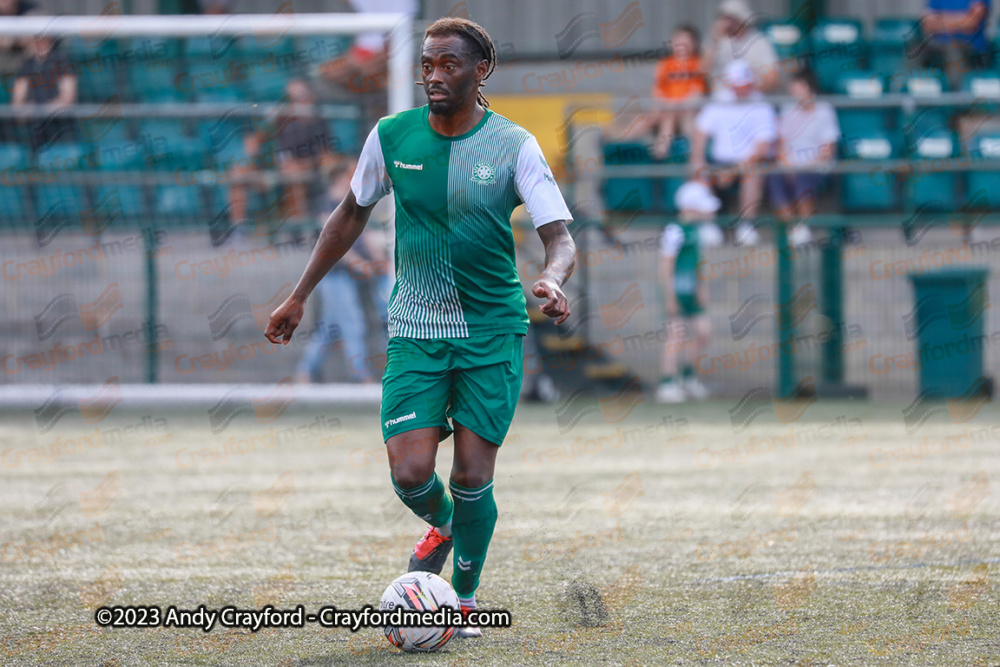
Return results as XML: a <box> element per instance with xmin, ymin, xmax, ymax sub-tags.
<box><xmin>265</xmin><ymin>17</ymin><xmax>576</xmax><ymax>638</ymax></box>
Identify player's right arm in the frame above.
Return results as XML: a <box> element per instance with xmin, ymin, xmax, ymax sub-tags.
<box><xmin>265</xmin><ymin>125</ymin><xmax>392</xmax><ymax>345</ymax></box>
<box><xmin>265</xmin><ymin>192</ymin><xmax>376</xmax><ymax>345</ymax></box>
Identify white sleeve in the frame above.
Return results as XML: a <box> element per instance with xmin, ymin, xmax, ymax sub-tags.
<box><xmin>695</xmin><ymin>106</ymin><xmax>714</xmax><ymax>133</ymax></box>
<box><xmin>350</xmin><ymin>125</ymin><xmax>392</xmax><ymax>207</ymax></box>
<box><xmin>514</xmin><ymin>135</ymin><xmax>573</xmax><ymax>228</ymax></box>
<box><xmin>819</xmin><ymin>103</ymin><xmax>841</xmax><ymax>143</ymax></box>
<box><xmin>660</xmin><ymin>224</ymin><xmax>684</xmax><ymax>257</ymax></box>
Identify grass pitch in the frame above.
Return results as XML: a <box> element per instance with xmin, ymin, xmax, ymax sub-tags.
<box><xmin>1</xmin><ymin>400</ymin><xmax>998</xmax><ymax>665</ymax></box>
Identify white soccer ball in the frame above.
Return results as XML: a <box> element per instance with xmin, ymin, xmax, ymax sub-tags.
<box><xmin>379</xmin><ymin>571</ymin><xmax>460</xmax><ymax>652</ymax></box>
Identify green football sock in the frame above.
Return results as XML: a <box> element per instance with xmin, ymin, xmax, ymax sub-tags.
<box><xmin>660</xmin><ymin>375</ymin><xmax>676</xmax><ymax>385</ymax></box>
<box><xmin>449</xmin><ymin>479</ymin><xmax>497</xmax><ymax>598</ymax></box>
<box><xmin>681</xmin><ymin>365</ymin><xmax>695</xmax><ymax>379</ymax></box>
<box><xmin>392</xmin><ymin>472</ymin><xmax>453</xmax><ymax>528</ymax></box>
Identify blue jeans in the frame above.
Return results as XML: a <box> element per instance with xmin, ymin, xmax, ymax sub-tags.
<box><xmin>297</xmin><ymin>270</ymin><xmax>389</xmax><ymax>382</ymax></box>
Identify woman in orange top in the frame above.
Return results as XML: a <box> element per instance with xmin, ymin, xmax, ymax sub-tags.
<box><xmin>652</xmin><ymin>25</ymin><xmax>706</xmax><ymax>158</ymax></box>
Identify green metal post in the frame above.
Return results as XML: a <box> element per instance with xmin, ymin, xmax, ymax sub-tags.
<box><xmin>821</xmin><ymin>228</ymin><xmax>844</xmax><ymax>384</ymax></box>
<box><xmin>776</xmin><ymin>222</ymin><xmax>796</xmax><ymax>397</ymax></box>
<box><xmin>144</xmin><ymin>225</ymin><xmax>159</xmax><ymax>383</ymax></box>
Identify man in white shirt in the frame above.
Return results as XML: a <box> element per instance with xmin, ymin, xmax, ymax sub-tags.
<box><xmin>768</xmin><ymin>68</ymin><xmax>840</xmax><ymax>245</ymax></box>
<box><xmin>702</xmin><ymin>0</ymin><xmax>781</xmax><ymax>95</ymax></box>
<box><xmin>690</xmin><ymin>59</ymin><xmax>777</xmax><ymax>245</ymax></box>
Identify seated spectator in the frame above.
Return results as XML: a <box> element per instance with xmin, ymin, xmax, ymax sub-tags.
<box><xmin>275</xmin><ymin>79</ymin><xmax>337</xmax><ymax>220</ymax></box>
<box><xmin>650</xmin><ymin>24</ymin><xmax>707</xmax><ymax>158</ymax></box>
<box><xmin>920</xmin><ymin>0</ymin><xmax>991</xmax><ymax>89</ymax></box>
<box><xmin>768</xmin><ymin>68</ymin><xmax>839</xmax><ymax>246</ymax></box>
<box><xmin>702</xmin><ymin>0</ymin><xmax>780</xmax><ymax>95</ymax></box>
<box><xmin>12</xmin><ymin>33</ymin><xmax>77</xmax><ymax>151</ymax></box>
<box><xmin>0</xmin><ymin>1</ymin><xmax>32</xmax><ymax>82</ymax></box>
<box><xmin>690</xmin><ymin>60</ymin><xmax>776</xmax><ymax>246</ymax></box>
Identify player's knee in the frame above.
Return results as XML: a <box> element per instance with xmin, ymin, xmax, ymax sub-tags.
<box><xmin>450</xmin><ymin>467</ymin><xmax>492</xmax><ymax>489</ymax></box>
<box><xmin>390</xmin><ymin>461</ymin><xmax>436</xmax><ymax>489</ymax></box>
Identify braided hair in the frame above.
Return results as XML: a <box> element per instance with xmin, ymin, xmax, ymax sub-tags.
<box><xmin>424</xmin><ymin>17</ymin><xmax>497</xmax><ymax>108</ymax></box>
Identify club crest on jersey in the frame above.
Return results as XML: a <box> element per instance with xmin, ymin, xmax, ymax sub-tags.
<box><xmin>470</xmin><ymin>161</ymin><xmax>497</xmax><ymax>184</ymax></box>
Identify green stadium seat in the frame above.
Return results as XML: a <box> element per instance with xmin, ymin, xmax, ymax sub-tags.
<box><xmin>182</xmin><ymin>60</ymin><xmax>245</xmax><ymax>102</ymax></box>
<box><xmin>962</xmin><ymin>71</ymin><xmax>1000</xmax><ymax>116</ymax></box>
<box><xmin>840</xmin><ymin>131</ymin><xmax>900</xmax><ymax>211</ymax></box>
<box><xmin>207</xmin><ymin>128</ymin><xmax>249</xmax><ymax>169</ymax></box>
<box><xmin>297</xmin><ymin>35</ymin><xmax>352</xmax><ymax>64</ymax></box>
<box><xmin>870</xmin><ymin>18</ymin><xmax>919</xmax><ymax>74</ymax></box>
<box><xmin>155</xmin><ymin>183</ymin><xmax>204</xmax><ymax>218</ymax></box>
<box><xmin>76</xmin><ymin>59</ymin><xmax>122</xmax><ymax>102</ymax></box>
<box><xmin>240</xmin><ymin>64</ymin><xmax>289</xmax><ymax>100</ymax></box>
<box><xmin>184</xmin><ymin>36</ymin><xmax>226</xmax><ymax>60</ymax></box>
<box><xmin>761</xmin><ymin>20</ymin><xmax>811</xmax><ymax>62</ymax></box>
<box><xmin>603</xmin><ymin>142</ymin><xmax>653</xmax><ymax>213</ymax></box>
<box><xmin>0</xmin><ymin>144</ymin><xmax>29</xmax><ymax>220</ymax></box>
<box><xmin>907</xmin><ymin>130</ymin><xmax>958</xmax><ymax>211</ymax></box>
<box><xmin>93</xmin><ymin>135</ymin><xmax>147</xmax><ymax>220</ymax></box>
<box><xmin>35</xmin><ymin>143</ymin><xmax>89</xmax><ymax>217</ymax></box>
<box><xmin>327</xmin><ymin>117</ymin><xmax>358</xmax><ymax>153</ymax></box>
<box><xmin>80</xmin><ymin>116</ymin><xmax>131</xmax><ymax>146</ymax></box>
<box><xmin>237</xmin><ymin>35</ymin><xmax>296</xmax><ymax>59</ymax></box>
<box><xmin>965</xmin><ymin>132</ymin><xmax>1000</xmax><ymax>210</ymax></box>
<box><xmin>63</xmin><ymin>35</ymin><xmax>119</xmax><ymax>60</ymax></box>
<box><xmin>129</xmin><ymin>58</ymin><xmax>183</xmax><ymax>102</ymax></box>
<box><xmin>897</xmin><ymin>70</ymin><xmax>951</xmax><ymax>148</ymax></box>
<box><xmin>810</xmin><ymin>19</ymin><xmax>867</xmax><ymax>92</ymax></box>
<box><xmin>65</xmin><ymin>37</ymin><xmax>123</xmax><ymax>102</ymax></box>
<box><xmin>660</xmin><ymin>136</ymin><xmax>689</xmax><ymax>213</ymax></box>
<box><xmin>145</xmin><ymin>136</ymin><xmax>207</xmax><ymax>218</ymax></box>
<box><xmin>138</xmin><ymin>119</ymin><xmax>190</xmax><ymax>158</ymax></box>
<box><xmin>127</xmin><ymin>37</ymin><xmax>182</xmax><ymax>59</ymax></box>
<box><xmin>836</xmin><ymin>72</ymin><xmax>892</xmax><ymax>136</ymax></box>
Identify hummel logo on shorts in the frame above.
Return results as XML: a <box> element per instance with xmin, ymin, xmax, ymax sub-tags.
<box><xmin>385</xmin><ymin>411</ymin><xmax>417</xmax><ymax>428</ymax></box>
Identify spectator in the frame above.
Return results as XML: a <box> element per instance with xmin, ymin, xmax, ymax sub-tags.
<box><xmin>12</xmin><ymin>33</ymin><xmax>77</xmax><ymax>151</ymax></box>
<box><xmin>690</xmin><ymin>59</ymin><xmax>776</xmax><ymax>246</ymax></box>
<box><xmin>702</xmin><ymin>0</ymin><xmax>780</xmax><ymax>95</ymax></box>
<box><xmin>656</xmin><ymin>181</ymin><xmax>722</xmax><ymax>404</ymax></box>
<box><xmin>920</xmin><ymin>0</ymin><xmax>991</xmax><ymax>89</ymax></box>
<box><xmin>768</xmin><ymin>68</ymin><xmax>839</xmax><ymax>246</ymax></box>
<box><xmin>296</xmin><ymin>158</ymin><xmax>390</xmax><ymax>384</ymax></box>
<box><xmin>0</xmin><ymin>1</ymin><xmax>33</xmax><ymax>82</ymax></box>
<box><xmin>275</xmin><ymin>79</ymin><xmax>337</xmax><ymax>220</ymax></box>
<box><xmin>650</xmin><ymin>24</ymin><xmax>707</xmax><ymax>158</ymax></box>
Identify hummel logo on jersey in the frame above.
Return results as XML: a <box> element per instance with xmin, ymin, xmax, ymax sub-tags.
<box><xmin>394</xmin><ymin>160</ymin><xmax>423</xmax><ymax>170</ymax></box>
<box><xmin>470</xmin><ymin>161</ymin><xmax>497</xmax><ymax>184</ymax></box>
<box><xmin>457</xmin><ymin>556</ymin><xmax>472</xmax><ymax>571</ymax></box>
<box><xmin>385</xmin><ymin>411</ymin><xmax>416</xmax><ymax>428</ymax></box>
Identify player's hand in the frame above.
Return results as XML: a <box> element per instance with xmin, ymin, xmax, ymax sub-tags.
<box><xmin>265</xmin><ymin>296</ymin><xmax>305</xmax><ymax>345</ymax></box>
<box><xmin>532</xmin><ymin>279</ymin><xmax>570</xmax><ymax>325</ymax></box>
<box><xmin>666</xmin><ymin>300</ymin><xmax>678</xmax><ymax>319</ymax></box>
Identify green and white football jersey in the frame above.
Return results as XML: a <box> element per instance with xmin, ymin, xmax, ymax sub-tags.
<box><xmin>351</xmin><ymin>106</ymin><xmax>572</xmax><ymax>339</ymax></box>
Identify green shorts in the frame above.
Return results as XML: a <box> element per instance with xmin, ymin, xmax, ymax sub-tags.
<box><xmin>380</xmin><ymin>334</ymin><xmax>524</xmax><ymax>445</ymax></box>
<box><xmin>677</xmin><ymin>292</ymin><xmax>703</xmax><ymax>316</ymax></box>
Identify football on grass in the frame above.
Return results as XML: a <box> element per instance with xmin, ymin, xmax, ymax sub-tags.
<box><xmin>379</xmin><ymin>571</ymin><xmax>460</xmax><ymax>652</ymax></box>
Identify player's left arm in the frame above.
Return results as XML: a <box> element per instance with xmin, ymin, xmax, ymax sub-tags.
<box><xmin>515</xmin><ymin>135</ymin><xmax>577</xmax><ymax>326</ymax></box>
<box><xmin>532</xmin><ymin>221</ymin><xmax>575</xmax><ymax>325</ymax></box>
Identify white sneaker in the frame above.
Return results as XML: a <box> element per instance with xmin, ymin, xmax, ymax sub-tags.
<box><xmin>656</xmin><ymin>382</ymin><xmax>687</xmax><ymax>403</ymax></box>
<box><xmin>789</xmin><ymin>224</ymin><xmax>812</xmax><ymax>246</ymax></box>
<box><xmin>681</xmin><ymin>377</ymin><xmax>709</xmax><ymax>400</ymax></box>
<box><xmin>734</xmin><ymin>222</ymin><xmax>760</xmax><ymax>246</ymax></box>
